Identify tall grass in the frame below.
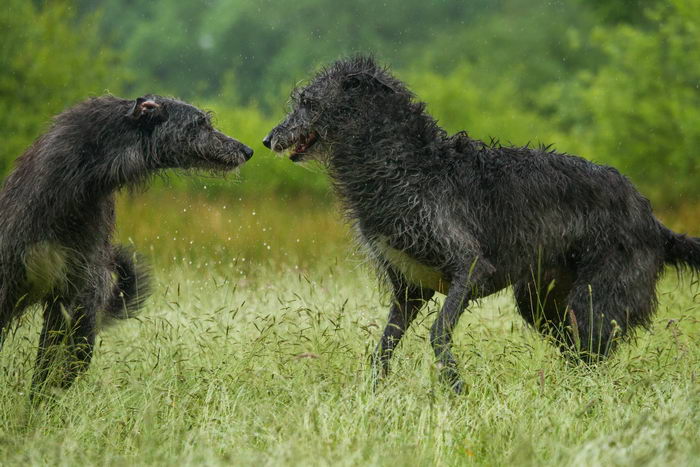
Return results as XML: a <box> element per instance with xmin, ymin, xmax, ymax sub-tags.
<box><xmin>1</xmin><ymin>261</ymin><xmax>699</xmax><ymax>465</ymax></box>
<box><xmin>1</xmin><ymin>193</ymin><xmax>699</xmax><ymax>465</ymax></box>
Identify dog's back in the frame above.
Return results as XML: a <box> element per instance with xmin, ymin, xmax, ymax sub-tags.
<box><xmin>441</xmin><ymin>139</ymin><xmax>665</xmax><ymax>278</ymax></box>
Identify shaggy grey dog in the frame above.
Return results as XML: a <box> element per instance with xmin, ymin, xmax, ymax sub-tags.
<box><xmin>0</xmin><ymin>95</ymin><xmax>253</xmax><ymax>394</ymax></box>
<box><xmin>264</xmin><ymin>56</ymin><xmax>700</xmax><ymax>393</ymax></box>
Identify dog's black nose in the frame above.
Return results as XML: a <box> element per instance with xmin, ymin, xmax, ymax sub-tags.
<box><xmin>262</xmin><ymin>133</ymin><xmax>272</xmax><ymax>149</ymax></box>
<box><xmin>242</xmin><ymin>145</ymin><xmax>254</xmax><ymax>160</ymax></box>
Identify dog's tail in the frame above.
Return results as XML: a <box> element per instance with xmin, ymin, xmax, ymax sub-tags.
<box><xmin>101</xmin><ymin>245</ymin><xmax>151</xmax><ymax>327</ymax></box>
<box><xmin>662</xmin><ymin>225</ymin><xmax>700</xmax><ymax>271</ymax></box>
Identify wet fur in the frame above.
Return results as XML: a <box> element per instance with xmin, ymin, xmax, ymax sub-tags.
<box><xmin>265</xmin><ymin>56</ymin><xmax>700</xmax><ymax>392</ymax></box>
<box><xmin>0</xmin><ymin>94</ymin><xmax>252</xmax><ymax>395</ymax></box>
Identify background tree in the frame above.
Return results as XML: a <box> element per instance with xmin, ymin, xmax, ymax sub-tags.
<box><xmin>0</xmin><ymin>0</ymin><xmax>123</xmax><ymax>175</ymax></box>
<box><xmin>4</xmin><ymin>0</ymin><xmax>700</xmax><ymax>205</ymax></box>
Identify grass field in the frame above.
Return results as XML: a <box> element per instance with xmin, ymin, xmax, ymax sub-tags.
<box><xmin>1</xmin><ymin>193</ymin><xmax>700</xmax><ymax>465</ymax></box>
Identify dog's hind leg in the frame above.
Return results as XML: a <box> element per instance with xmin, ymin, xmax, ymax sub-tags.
<box><xmin>513</xmin><ymin>268</ymin><xmax>574</xmax><ymax>349</ymax></box>
<box><xmin>563</xmin><ymin>251</ymin><xmax>661</xmax><ymax>362</ymax></box>
<box><xmin>430</xmin><ymin>258</ymin><xmax>495</xmax><ymax>394</ymax></box>
<box><xmin>62</xmin><ymin>300</ymin><xmax>97</xmax><ymax>388</ymax></box>
<box><xmin>372</xmin><ymin>272</ymin><xmax>434</xmax><ymax>383</ymax></box>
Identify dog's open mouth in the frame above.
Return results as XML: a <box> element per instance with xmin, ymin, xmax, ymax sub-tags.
<box><xmin>290</xmin><ymin>132</ymin><xmax>318</xmax><ymax>162</ymax></box>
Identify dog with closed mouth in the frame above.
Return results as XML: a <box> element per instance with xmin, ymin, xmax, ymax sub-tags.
<box><xmin>0</xmin><ymin>95</ymin><xmax>253</xmax><ymax>395</ymax></box>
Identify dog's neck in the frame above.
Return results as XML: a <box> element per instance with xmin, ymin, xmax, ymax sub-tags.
<box><xmin>1</xmin><ymin>139</ymin><xmax>149</xmax><ymax>227</ymax></box>
<box><xmin>325</xmin><ymin>102</ymin><xmax>448</xmax><ymax>227</ymax></box>
<box><xmin>328</xmin><ymin>100</ymin><xmax>444</xmax><ymax>174</ymax></box>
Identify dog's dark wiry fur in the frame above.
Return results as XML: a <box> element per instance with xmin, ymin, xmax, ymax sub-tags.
<box><xmin>0</xmin><ymin>95</ymin><xmax>253</xmax><ymax>394</ymax></box>
<box><xmin>264</xmin><ymin>56</ymin><xmax>700</xmax><ymax>392</ymax></box>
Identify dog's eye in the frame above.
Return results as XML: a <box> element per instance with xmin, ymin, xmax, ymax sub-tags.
<box><xmin>195</xmin><ymin>115</ymin><xmax>212</xmax><ymax>129</ymax></box>
<box><xmin>301</xmin><ymin>98</ymin><xmax>317</xmax><ymax>111</ymax></box>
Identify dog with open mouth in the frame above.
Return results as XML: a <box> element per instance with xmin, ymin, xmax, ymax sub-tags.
<box><xmin>264</xmin><ymin>56</ymin><xmax>700</xmax><ymax>393</ymax></box>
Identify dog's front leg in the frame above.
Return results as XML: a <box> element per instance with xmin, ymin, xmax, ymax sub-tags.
<box><xmin>31</xmin><ymin>297</ymin><xmax>74</xmax><ymax>398</ymax></box>
<box><xmin>31</xmin><ymin>288</ymin><xmax>99</xmax><ymax>399</ymax></box>
<box><xmin>430</xmin><ymin>259</ymin><xmax>494</xmax><ymax>394</ymax></box>
<box><xmin>371</xmin><ymin>274</ymin><xmax>434</xmax><ymax>385</ymax></box>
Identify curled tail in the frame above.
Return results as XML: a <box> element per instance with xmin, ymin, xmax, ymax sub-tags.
<box><xmin>663</xmin><ymin>226</ymin><xmax>700</xmax><ymax>270</ymax></box>
<box><xmin>101</xmin><ymin>245</ymin><xmax>151</xmax><ymax>327</ymax></box>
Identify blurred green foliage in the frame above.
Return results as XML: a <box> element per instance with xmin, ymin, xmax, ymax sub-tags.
<box><xmin>75</xmin><ymin>0</ymin><xmax>497</xmax><ymax>107</ymax></box>
<box><xmin>572</xmin><ymin>0</ymin><xmax>700</xmax><ymax>203</ymax></box>
<box><xmin>0</xmin><ymin>0</ymin><xmax>122</xmax><ymax>175</ymax></box>
<box><xmin>2</xmin><ymin>0</ymin><xmax>700</xmax><ymax>205</ymax></box>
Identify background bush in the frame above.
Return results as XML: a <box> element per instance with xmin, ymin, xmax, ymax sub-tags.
<box><xmin>2</xmin><ymin>0</ymin><xmax>698</xmax><ymax>205</ymax></box>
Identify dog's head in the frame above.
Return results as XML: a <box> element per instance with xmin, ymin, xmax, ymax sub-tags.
<box><xmin>127</xmin><ymin>95</ymin><xmax>254</xmax><ymax>171</ymax></box>
<box><xmin>263</xmin><ymin>56</ymin><xmax>406</xmax><ymax>163</ymax></box>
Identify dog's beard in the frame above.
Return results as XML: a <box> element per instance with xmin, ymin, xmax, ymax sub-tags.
<box><xmin>288</xmin><ymin>146</ymin><xmax>325</xmax><ymax>163</ymax></box>
<box><xmin>272</xmin><ymin>131</ymin><xmax>323</xmax><ymax>163</ymax></box>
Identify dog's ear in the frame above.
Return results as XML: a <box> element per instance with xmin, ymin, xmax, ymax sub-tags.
<box><xmin>126</xmin><ymin>97</ymin><xmax>169</xmax><ymax>124</ymax></box>
<box><xmin>341</xmin><ymin>72</ymin><xmax>395</xmax><ymax>94</ymax></box>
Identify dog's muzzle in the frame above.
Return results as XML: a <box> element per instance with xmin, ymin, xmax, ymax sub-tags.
<box><xmin>262</xmin><ymin>132</ymin><xmax>273</xmax><ymax>149</ymax></box>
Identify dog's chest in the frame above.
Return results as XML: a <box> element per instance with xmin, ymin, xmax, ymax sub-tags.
<box><xmin>24</xmin><ymin>241</ymin><xmax>70</xmax><ymax>298</ymax></box>
<box><xmin>374</xmin><ymin>236</ymin><xmax>450</xmax><ymax>294</ymax></box>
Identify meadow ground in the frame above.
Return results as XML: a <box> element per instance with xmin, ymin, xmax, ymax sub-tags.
<box><xmin>1</xmin><ymin>192</ymin><xmax>699</xmax><ymax>466</ymax></box>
